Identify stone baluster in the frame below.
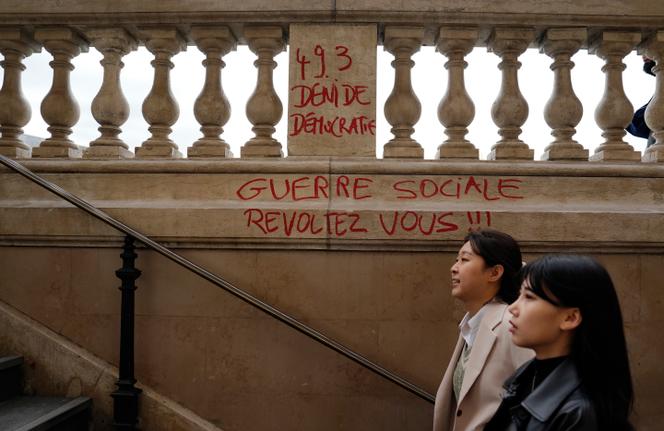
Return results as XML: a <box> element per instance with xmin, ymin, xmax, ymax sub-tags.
<box><xmin>540</xmin><ymin>28</ymin><xmax>589</xmax><ymax>161</ymax></box>
<box><xmin>589</xmin><ymin>31</ymin><xmax>641</xmax><ymax>162</ymax></box>
<box><xmin>487</xmin><ymin>28</ymin><xmax>535</xmax><ymax>160</ymax></box>
<box><xmin>240</xmin><ymin>26</ymin><xmax>284</xmax><ymax>158</ymax></box>
<box><xmin>383</xmin><ymin>26</ymin><xmax>424</xmax><ymax>159</ymax></box>
<box><xmin>641</xmin><ymin>31</ymin><xmax>664</xmax><ymax>163</ymax></box>
<box><xmin>435</xmin><ymin>27</ymin><xmax>479</xmax><ymax>160</ymax></box>
<box><xmin>135</xmin><ymin>27</ymin><xmax>186</xmax><ymax>158</ymax></box>
<box><xmin>85</xmin><ymin>28</ymin><xmax>137</xmax><ymax>159</ymax></box>
<box><xmin>32</xmin><ymin>28</ymin><xmax>88</xmax><ymax>158</ymax></box>
<box><xmin>187</xmin><ymin>26</ymin><xmax>236</xmax><ymax>158</ymax></box>
<box><xmin>0</xmin><ymin>29</ymin><xmax>39</xmax><ymax>158</ymax></box>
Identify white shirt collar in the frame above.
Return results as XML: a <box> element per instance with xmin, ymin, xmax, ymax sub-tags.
<box><xmin>458</xmin><ymin>303</ymin><xmax>490</xmax><ymax>348</ymax></box>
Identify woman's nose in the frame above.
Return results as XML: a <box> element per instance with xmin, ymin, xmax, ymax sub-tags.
<box><xmin>508</xmin><ymin>301</ymin><xmax>518</xmax><ymax>316</ymax></box>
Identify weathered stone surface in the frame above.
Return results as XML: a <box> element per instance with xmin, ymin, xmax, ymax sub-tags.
<box><xmin>383</xmin><ymin>26</ymin><xmax>423</xmax><ymax>159</ymax></box>
<box><xmin>288</xmin><ymin>24</ymin><xmax>377</xmax><ymax>157</ymax></box>
<box><xmin>589</xmin><ymin>31</ymin><xmax>642</xmax><ymax>162</ymax></box>
<box><xmin>0</xmin><ymin>28</ymin><xmax>39</xmax><ymax>159</ymax></box>
<box><xmin>187</xmin><ymin>26</ymin><xmax>236</xmax><ymax>158</ymax></box>
<box><xmin>1</xmin><ymin>1</ymin><xmax>663</xmax><ymax>19</ymax></box>
<box><xmin>241</xmin><ymin>26</ymin><xmax>285</xmax><ymax>158</ymax></box>
<box><xmin>0</xmin><ymin>244</ymin><xmax>662</xmax><ymax>430</ymax></box>
<box><xmin>0</xmin><ymin>300</ymin><xmax>222</xmax><ymax>431</ymax></box>
<box><xmin>1</xmin><ymin>160</ymin><xmax>662</xmax><ymax>430</ymax></box>
<box><xmin>435</xmin><ymin>26</ymin><xmax>479</xmax><ymax>160</ymax></box>
<box><xmin>2</xmin><ymin>160</ymin><xmax>663</xmax><ymax>247</ymax></box>
<box><xmin>31</xmin><ymin>27</ymin><xmax>88</xmax><ymax>158</ymax></box>
<box><xmin>539</xmin><ymin>28</ymin><xmax>588</xmax><ymax>161</ymax></box>
<box><xmin>85</xmin><ymin>27</ymin><xmax>137</xmax><ymax>159</ymax></box>
<box><xmin>0</xmin><ymin>3</ymin><xmax>663</xmax><ymax>430</ymax></box>
<box><xmin>640</xmin><ymin>31</ymin><xmax>664</xmax><ymax>163</ymax></box>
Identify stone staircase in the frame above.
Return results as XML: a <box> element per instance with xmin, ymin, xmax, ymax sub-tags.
<box><xmin>0</xmin><ymin>355</ymin><xmax>92</xmax><ymax>430</ymax></box>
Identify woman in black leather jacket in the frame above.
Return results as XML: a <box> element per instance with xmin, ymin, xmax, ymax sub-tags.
<box><xmin>485</xmin><ymin>255</ymin><xmax>634</xmax><ymax>431</ymax></box>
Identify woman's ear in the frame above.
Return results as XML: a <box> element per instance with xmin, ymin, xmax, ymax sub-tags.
<box><xmin>560</xmin><ymin>308</ymin><xmax>582</xmax><ymax>331</ymax></box>
<box><xmin>487</xmin><ymin>264</ymin><xmax>504</xmax><ymax>282</ymax></box>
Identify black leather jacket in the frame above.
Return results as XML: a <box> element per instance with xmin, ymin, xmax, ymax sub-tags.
<box><xmin>485</xmin><ymin>358</ymin><xmax>598</xmax><ymax>431</ymax></box>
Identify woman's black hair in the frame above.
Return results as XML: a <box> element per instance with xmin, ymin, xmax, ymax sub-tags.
<box><xmin>520</xmin><ymin>255</ymin><xmax>634</xmax><ymax>431</ymax></box>
<box><xmin>464</xmin><ymin>229</ymin><xmax>522</xmax><ymax>303</ymax></box>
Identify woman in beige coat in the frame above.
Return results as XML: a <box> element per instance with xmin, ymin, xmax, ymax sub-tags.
<box><xmin>433</xmin><ymin>229</ymin><xmax>533</xmax><ymax>431</ymax></box>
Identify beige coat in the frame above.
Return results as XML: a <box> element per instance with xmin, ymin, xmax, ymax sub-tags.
<box><xmin>433</xmin><ymin>302</ymin><xmax>534</xmax><ymax>431</ymax></box>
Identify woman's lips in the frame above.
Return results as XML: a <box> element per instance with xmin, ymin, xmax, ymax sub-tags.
<box><xmin>508</xmin><ymin>320</ymin><xmax>517</xmax><ymax>333</ymax></box>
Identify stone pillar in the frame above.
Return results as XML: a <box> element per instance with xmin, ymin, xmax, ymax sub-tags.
<box><xmin>435</xmin><ymin>27</ymin><xmax>479</xmax><ymax>160</ymax></box>
<box><xmin>32</xmin><ymin>28</ymin><xmax>88</xmax><ymax>158</ymax></box>
<box><xmin>241</xmin><ymin>26</ymin><xmax>284</xmax><ymax>158</ymax></box>
<box><xmin>641</xmin><ymin>31</ymin><xmax>664</xmax><ymax>163</ymax></box>
<box><xmin>487</xmin><ymin>28</ymin><xmax>535</xmax><ymax>160</ymax></box>
<box><xmin>540</xmin><ymin>28</ymin><xmax>589</xmax><ymax>161</ymax></box>
<box><xmin>85</xmin><ymin>28</ymin><xmax>137</xmax><ymax>159</ymax></box>
<box><xmin>0</xmin><ymin>29</ymin><xmax>39</xmax><ymax>158</ymax></box>
<box><xmin>135</xmin><ymin>27</ymin><xmax>186</xmax><ymax>158</ymax></box>
<box><xmin>383</xmin><ymin>26</ymin><xmax>424</xmax><ymax>159</ymax></box>
<box><xmin>589</xmin><ymin>31</ymin><xmax>641</xmax><ymax>162</ymax></box>
<box><xmin>187</xmin><ymin>26</ymin><xmax>236</xmax><ymax>158</ymax></box>
<box><xmin>286</xmin><ymin>24</ymin><xmax>377</xmax><ymax>157</ymax></box>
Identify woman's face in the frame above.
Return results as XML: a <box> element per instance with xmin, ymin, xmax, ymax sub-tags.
<box><xmin>507</xmin><ymin>279</ymin><xmax>576</xmax><ymax>358</ymax></box>
<box><xmin>450</xmin><ymin>241</ymin><xmax>497</xmax><ymax>304</ymax></box>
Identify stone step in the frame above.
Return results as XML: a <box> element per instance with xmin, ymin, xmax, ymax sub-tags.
<box><xmin>0</xmin><ymin>356</ymin><xmax>23</xmax><ymax>402</ymax></box>
<box><xmin>0</xmin><ymin>396</ymin><xmax>91</xmax><ymax>431</ymax></box>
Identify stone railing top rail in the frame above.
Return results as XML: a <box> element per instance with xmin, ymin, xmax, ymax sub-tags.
<box><xmin>2</xmin><ymin>0</ymin><xmax>663</xmax><ymax>45</ymax></box>
<box><xmin>3</xmin><ymin>159</ymin><xmax>664</xmax><ymax>177</ymax></box>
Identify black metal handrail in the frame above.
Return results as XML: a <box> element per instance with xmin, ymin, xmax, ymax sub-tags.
<box><xmin>0</xmin><ymin>155</ymin><xmax>435</xmax><ymax>405</ymax></box>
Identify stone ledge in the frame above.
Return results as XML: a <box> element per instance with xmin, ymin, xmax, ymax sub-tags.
<box><xmin>0</xmin><ymin>5</ymin><xmax>662</xmax><ymax>43</ymax></box>
<box><xmin>3</xmin><ymin>159</ymin><xmax>664</xmax><ymax>177</ymax></box>
<box><xmin>0</xmin><ymin>0</ymin><xmax>662</xmax><ymax>22</ymax></box>
<box><xmin>2</xmin><ymin>236</ymin><xmax>664</xmax><ymax>254</ymax></box>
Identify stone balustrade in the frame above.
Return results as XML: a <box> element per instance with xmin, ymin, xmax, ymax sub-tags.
<box><xmin>0</xmin><ymin>20</ymin><xmax>662</xmax><ymax>163</ymax></box>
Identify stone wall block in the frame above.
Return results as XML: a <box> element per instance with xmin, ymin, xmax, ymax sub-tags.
<box><xmin>640</xmin><ymin>31</ymin><xmax>664</xmax><ymax>163</ymax></box>
<box><xmin>487</xmin><ymin>27</ymin><xmax>535</xmax><ymax>160</ymax></box>
<box><xmin>435</xmin><ymin>26</ymin><xmax>479</xmax><ymax>160</ymax></box>
<box><xmin>383</xmin><ymin>26</ymin><xmax>424</xmax><ymax>159</ymax></box>
<box><xmin>589</xmin><ymin>31</ymin><xmax>642</xmax><ymax>162</ymax></box>
<box><xmin>540</xmin><ymin>28</ymin><xmax>589</xmax><ymax>161</ymax></box>
<box><xmin>240</xmin><ymin>26</ymin><xmax>285</xmax><ymax>158</ymax></box>
<box><xmin>85</xmin><ymin>27</ymin><xmax>137</xmax><ymax>159</ymax></box>
<box><xmin>187</xmin><ymin>26</ymin><xmax>237</xmax><ymax>158</ymax></box>
<box><xmin>32</xmin><ymin>27</ymin><xmax>89</xmax><ymax>158</ymax></box>
<box><xmin>135</xmin><ymin>27</ymin><xmax>186</xmax><ymax>158</ymax></box>
<box><xmin>0</xmin><ymin>28</ymin><xmax>40</xmax><ymax>158</ymax></box>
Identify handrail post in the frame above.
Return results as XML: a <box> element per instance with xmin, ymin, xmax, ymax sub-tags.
<box><xmin>111</xmin><ymin>235</ymin><xmax>142</xmax><ymax>429</ymax></box>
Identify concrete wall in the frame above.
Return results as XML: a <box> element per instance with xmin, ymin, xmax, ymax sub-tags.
<box><xmin>1</xmin><ymin>159</ymin><xmax>663</xmax><ymax>430</ymax></box>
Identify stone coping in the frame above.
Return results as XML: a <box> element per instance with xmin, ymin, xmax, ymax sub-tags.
<box><xmin>1</xmin><ymin>0</ymin><xmax>662</xmax><ymax>19</ymax></box>
<box><xmin>4</xmin><ymin>159</ymin><xmax>664</xmax><ymax>177</ymax></box>
<box><xmin>0</xmin><ymin>1</ymin><xmax>662</xmax><ymax>38</ymax></box>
